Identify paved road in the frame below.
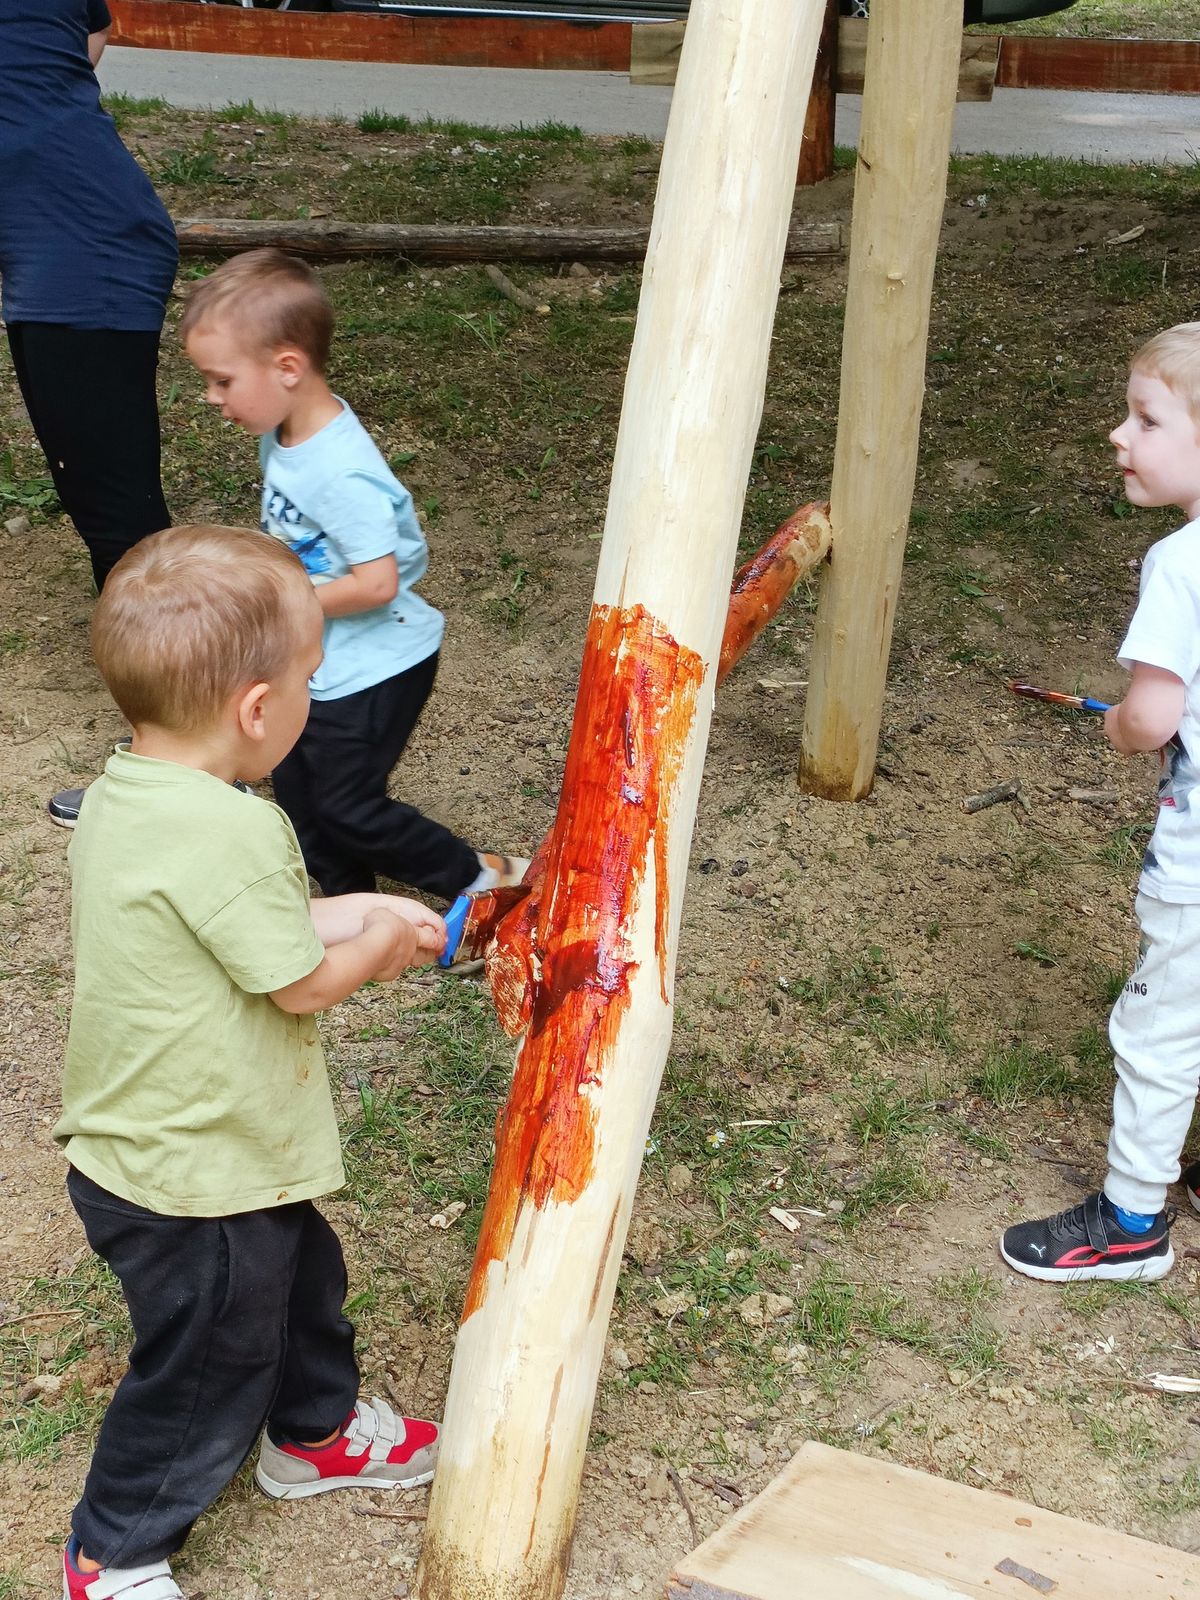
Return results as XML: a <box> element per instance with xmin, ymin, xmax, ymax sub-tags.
<box><xmin>99</xmin><ymin>44</ymin><xmax>1200</xmax><ymax>163</ymax></box>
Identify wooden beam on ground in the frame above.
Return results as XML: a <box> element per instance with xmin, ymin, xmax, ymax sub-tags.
<box><xmin>669</xmin><ymin>1441</ymin><xmax>1200</xmax><ymax>1600</ymax></box>
<box><xmin>174</xmin><ymin>217</ymin><xmax>842</xmax><ymax>264</ymax></box>
<box><xmin>799</xmin><ymin>0</ymin><xmax>961</xmax><ymax>800</ymax></box>
<box><xmin>108</xmin><ymin>0</ymin><xmax>632</xmax><ymax>70</ymax></box>
<box><xmin>632</xmin><ymin>17</ymin><xmax>999</xmax><ymax>100</ymax></box>
<box><xmin>413</xmin><ymin>3</ymin><xmax>826</xmax><ymax>1597</ymax></box>
<box><xmin>996</xmin><ymin>33</ymin><xmax>1200</xmax><ymax>93</ymax></box>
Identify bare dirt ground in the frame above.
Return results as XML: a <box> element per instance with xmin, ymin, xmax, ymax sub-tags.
<box><xmin>3</xmin><ymin>109</ymin><xmax>1200</xmax><ymax>1598</ymax></box>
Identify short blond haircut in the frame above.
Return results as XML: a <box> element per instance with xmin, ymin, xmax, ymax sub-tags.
<box><xmin>180</xmin><ymin>248</ymin><xmax>334</xmax><ymax>371</ymax></box>
<box><xmin>93</xmin><ymin>526</ymin><xmax>314</xmax><ymax>731</ymax></box>
<box><xmin>1132</xmin><ymin>323</ymin><xmax>1200</xmax><ymax>426</ymax></box>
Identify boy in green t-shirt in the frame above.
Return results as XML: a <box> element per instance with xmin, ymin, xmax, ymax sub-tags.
<box><xmin>55</xmin><ymin>525</ymin><xmax>447</xmax><ymax>1600</ymax></box>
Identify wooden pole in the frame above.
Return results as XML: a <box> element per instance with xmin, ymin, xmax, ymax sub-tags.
<box><xmin>796</xmin><ymin>0</ymin><xmax>840</xmax><ymax>188</ymax></box>
<box><xmin>415</xmin><ymin>5</ymin><xmax>825</xmax><ymax>1599</ymax></box>
<box><xmin>798</xmin><ymin>0</ymin><xmax>962</xmax><ymax>800</ymax></box>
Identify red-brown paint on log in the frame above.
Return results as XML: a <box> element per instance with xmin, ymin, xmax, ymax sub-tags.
<box><xmin>996</xmin><ymin>34</ymin><xmax>1200</xmax><ymax>94</ymax></box>
<box><xmin>108</xmin><ymin>0</ymin><xmax>633</xmax><ymax>71</ymax></box>
<box><xmin>718</xmin><ymin>502</ymin><xmax>831</xmax><ymax>685</ymax></box>
<box><xmin>463</xmin><ymin>602</ymin><xmax>703</xmax><ymax>1320</ymax></box>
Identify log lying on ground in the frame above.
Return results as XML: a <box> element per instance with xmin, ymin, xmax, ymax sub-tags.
<box><xmin>175</xmin><ymin>217</ymin><xmax>842</xmax><ymax>264</ymax></box>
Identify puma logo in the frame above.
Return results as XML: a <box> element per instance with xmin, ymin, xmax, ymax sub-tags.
<box><xmin>1030</xmin><ymin>1244</ymin><xmax>1046</xmax><ymax>1259</ymax></box>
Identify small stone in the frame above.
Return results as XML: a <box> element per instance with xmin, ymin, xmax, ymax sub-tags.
<box><xmin>745</xmin><ymin>1442</ymin><xmax>768</xmax><ymax>1469</ymax></box>
<box><xmin>628</xmin><ymin>1578</ymin><xmax>645</xmax><ymax>1594</ymax></box>
<box><xmin>738</xmin><ymin>1294</ymin><xmax>765</xmax><ymax>1328</ymax></box>
<box><xmin>653</xmin><ymin>1289</ymin><xmax>694</xmax><ymax>1320</ymax></box>
<box><xmin>761</xmin><ymin>1293</ymin><xmax>794</xmax><ymax>1322</ymax></box>
<box><xmin>636</xmin><ymin>1380</ymin><xmax>659</xmax><ymax>1395</ymax></box>
<box><xmin>610</xmin><ymin>1346</ymin><xmax>632</xmax><ymax>1371</ymax></box>
<box><xmin>666</xmin><ymin>1164</ymin><xmax>693</xmax><ymax>1197</ymax></box>
<box><xmin>4</xmin><ymin>514</ymin><xmax>31</xmax><ymax>537</ymax></box>
<box><xmin>568</xmin><ymin>262</ymin><xmax>591</xmax><ymax>278</ymax></box>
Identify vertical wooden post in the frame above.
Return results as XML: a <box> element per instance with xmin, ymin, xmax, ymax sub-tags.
<box><xmin>414</xmin><ymin>5</ymin><xmax>825</xmax><ymax>1600</ymax></box>
<box><xmin>797</xmin><ymin>0</ymin><xmax>840</xmax><ymax>188</ymax></box>
<box><xmin>798</xmin><ymin>0</ymin><xmax>962</xmax><ymax>798</ymax></box>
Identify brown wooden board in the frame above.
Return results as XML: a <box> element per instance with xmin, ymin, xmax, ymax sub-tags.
<box><xmin>108</xmin><ymin>0</ymin><xmax>632</xmax><ymax>71</ymax></box>
<box><xmin>631</xmin><ymin>19</ymin><xmax>998</xmax><ymax>101</ymax></box>
<box><xmin>668</xmin><ymin>1442</ymin><xmax>1200</xmax><ymax>1600</ymax></box>
<box><xmin>997</xmin><ymin>35</ymin><xmax>1200</xmax><ymax>94</ymax></box>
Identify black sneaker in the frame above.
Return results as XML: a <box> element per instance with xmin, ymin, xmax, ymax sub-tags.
<box><xmin>1181</xmin><ymin>1161</ymin><xmax>1200</xmax><ymax>1217</ymax></box>
<box><xmin>47</xmin><ymin>787</ymin><xmax>85</xmax><ymax>829</ymax></box>
<box><xmin>1000</xmin><ymin>1190</ymin><xmax>1174</xmax><ymax>1283</ymax></box>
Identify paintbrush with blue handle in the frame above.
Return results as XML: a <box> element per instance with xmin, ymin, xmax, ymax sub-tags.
<box><xmin>1006</xmin><ymin>680</ymin><xmax>1111</xmax><ymax>715</ymax></box>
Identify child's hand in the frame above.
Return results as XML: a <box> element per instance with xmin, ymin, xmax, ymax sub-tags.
<box><xmin>363</xmin><ymin>908</ymin><xmax>421</xmax><ymax>981</ymax></box>
<box><xmin>369</xmin><ymin>895</ymin><xmax>447</xmax><ymax>959</ymax></box>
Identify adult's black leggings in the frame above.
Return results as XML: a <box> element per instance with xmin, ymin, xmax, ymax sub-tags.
<box><xmin>7</xmin><ymin>322</ymin><xmax>170</xmax><ymax>591</ymax></box>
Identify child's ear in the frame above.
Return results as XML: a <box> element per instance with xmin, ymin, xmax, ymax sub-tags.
<box><xmin>275</xmin><ymin>347</ymin><xmax>307</xmax><ymax>390</ymax></box>
<box><xmin>235</xmin><ymin>681</ymin><xmax>272</xmax><ymax>741</ymax></box>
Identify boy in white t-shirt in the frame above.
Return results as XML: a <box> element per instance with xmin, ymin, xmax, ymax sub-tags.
<box><xmin>1001</xmin><ymin>323</ymin><xmax>1200</xmax><ymax>1283</ymax></box>
<box><xmin>181</xmin><ymin>250</ymin><xmax>526</xmax><ymax>903</ymax></box>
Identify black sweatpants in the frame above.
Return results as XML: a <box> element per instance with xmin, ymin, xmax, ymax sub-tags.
<box><xmin>67</xmin><ymin>1168</ymin><xmax>359</xmax><ymax>1568</ymax></box>
<box><xmin>271</xmin><ymin>651</ymin><xmax>481</xmax><ymax>900</ymax></box>
<box><xmin>7</xmin><ymin>323</ymin><xmax>170</xmax><ymax>591</ymax></box>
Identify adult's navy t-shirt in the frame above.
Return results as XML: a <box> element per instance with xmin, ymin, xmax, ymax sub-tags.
<box><xmin>0</xmin><ymin>0</ymin><xmax>178</xmax><ymax>330</ymax></box>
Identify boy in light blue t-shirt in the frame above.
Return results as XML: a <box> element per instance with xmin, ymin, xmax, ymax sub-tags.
<box><xmin>182</xmin><ymin>249</ymin><xmax>526</xmax><ymax>902</ymax></box>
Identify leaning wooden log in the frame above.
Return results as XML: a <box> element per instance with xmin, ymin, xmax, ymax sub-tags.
<box><xmin>175</xmin><ymin>217</ymin><xmax>842</xmax><ymax>265</ymax></box>
<box><xmin>414</xmin><ymin>4</ymin><xmax>825</xmax><ymax>1598</ymax></box>
<box><xmin>799</xmin><ymin>0</ymin><xmax>962</xmax><ymax>800</ymax></box>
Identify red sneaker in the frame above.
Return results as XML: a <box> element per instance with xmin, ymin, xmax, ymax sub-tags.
<box><xmin>254</xmin><ymin>1395</ymin><xmax>439</xmax><ymax>1500</ymax></box>
<box><xmin>63</xmin><ymin>1542</ymin><xmax>182</xmax><ymax>1600</ymax></box>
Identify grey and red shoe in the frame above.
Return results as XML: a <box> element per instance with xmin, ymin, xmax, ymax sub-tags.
<box><xmin>1000</xmin><ymin>1190</ymin><xmax>1174</xmax><ymax>1283</ymax></box>
<box><xmin>255</xmin><ymin>1395</ymin><xmax>439</xmax><ymax>1500</ymax></box>
<box><xmin>63</xmin><ymin>1541</ymin><xmax>182</xmax><ymax>1600</ymax></box>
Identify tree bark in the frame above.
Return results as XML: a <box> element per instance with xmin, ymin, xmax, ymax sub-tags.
<box><xmin>798</xmin><ymin>0</ymin><xmax>962</xmax><ymax>800</ymax></box>
<box><xmin>414</xmin><ymin>5</ymin><xmax>826</xmax><ymax>1599</ymax></box>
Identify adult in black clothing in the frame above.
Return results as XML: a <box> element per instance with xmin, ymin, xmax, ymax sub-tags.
<box><xmin>0</xmin><ymin>0</ymin><xmax>178</xmax><ymax>818</ymax></box>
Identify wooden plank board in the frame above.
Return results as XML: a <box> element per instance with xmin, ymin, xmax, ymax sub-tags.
<box><xmin>108</xmin><ymin>0</ymin><xmax>633</xmax><ymax>71</ymax></box>
<box><xmin>997</xmin><ymin>35</ymin><xmax>1200</xmax><ymax>94</ymax></box>
<box><xmin>668</xmin><ymin>1442</ymin><xmax>1200</xmax><ymax>1600</ymax></box>
<box><xmin>632</xmin><ymin>19</ymin><xmax>998</xmax><ymax>101</ymax></box>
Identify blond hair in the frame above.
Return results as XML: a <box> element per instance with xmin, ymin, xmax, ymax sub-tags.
<box><xmin>93</xmin><ymin>526</ymin><xmax>314</xmax><ymax>731</ymax></box>
<box><xmin>180</xmin><ymin>249</ymin><xmax>335</xmax><ymax>371</ymax></box>
<box><xmin>1132</xmin><ymin>323</ymin><xmax>1200</xmax><ymax>426</ymax></box>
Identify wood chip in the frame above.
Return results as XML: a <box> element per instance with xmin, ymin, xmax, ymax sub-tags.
<box><xmin>995</xmin><ymin>1555</ymin><xmax>1056</xmax><ymax>1593</ymax></box>
<box><xmin>768</xmin><ymin>1206</ymin><xmax>801</xmax><ymax>1233</ymax></box>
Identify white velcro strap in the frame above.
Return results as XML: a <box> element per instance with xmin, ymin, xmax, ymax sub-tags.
<box><xmin>366</xmin><ymin>1395</ymin><xmax>401</xmax><ymax>1462</ymax></box>
<box><xmin>86</xmin><ymin>1562</ymin><xmax>182</xmax><ymax>1600</ymax></box>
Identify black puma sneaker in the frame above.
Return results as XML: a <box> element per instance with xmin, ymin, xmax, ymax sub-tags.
<box><xmin>1000</xmin><ymin>1191</ymin><xmax>1174</xmax><ymax>1283</ymax></box>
